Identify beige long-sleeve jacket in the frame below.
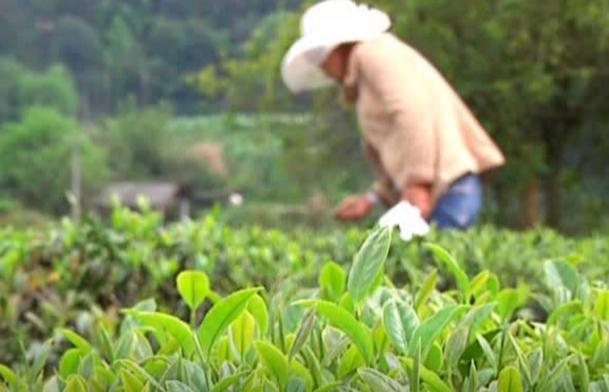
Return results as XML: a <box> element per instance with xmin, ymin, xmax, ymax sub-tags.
<box><xmin>344</xmin><ymin>33</ymin><xmax>505</xmax><ymax>207</ymax></box>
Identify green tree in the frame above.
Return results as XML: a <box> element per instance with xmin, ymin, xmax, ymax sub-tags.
<box><xmin>50</xmin><ymin>15</ymin><xmax>104</xmax><ymax>117</ymax></box>
<box><xmin>0</xmin><ymin>57</ymin><xmax>23</xmax><ymax>124</ymax></box>
<box><xmin>100</xmin><ymin>103</ymin><xmax>174</xmax><ymax>179</ymax></box>
<box><xmin>17</xmin><ymin>64</ymin><xmax>79</xmax><ymax>116</ymax></box>
<box><xmin>2</xmin><ymin>0</ymin><xmax>296</xmax><ymax>115</ymax></box>
<box><xmin>194</xmin><ymin>11</ymin><xmax>301</xmax><ymax>111</ymax></box>
<box><xmin>0</xmin><ymin>107</ymin><xmax>107</xmax><ymax>214</ymax></box>
<box><xmin>104</xmin><ymin>16</ymin><xmax>149</xmax><ymax>108</ymax></box>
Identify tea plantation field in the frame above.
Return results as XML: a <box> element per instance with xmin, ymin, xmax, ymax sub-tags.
<box><xmin>2</xmin><ymin>206</ymin><xmax>609</xmax><ymax>391</ymax></box>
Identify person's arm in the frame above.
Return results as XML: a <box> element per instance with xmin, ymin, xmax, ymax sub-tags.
<box><xmin>363</xmin><ymin>117</ymin><xmax>433</xmax><ymax>219</ymax></box>
<box><xmin>334</xmin><ymin>142</ymin><xmax>399</xmax><ymax>221</ymax></box>
<box><xmin>401</xmin><ymin>183</ymin><xmax>433</xmax><ymax>219</ymax></box>
<box><xmin>363</xmin><ymin>141</ymin><xmax>400</xmax><ymax>207</ymax></box>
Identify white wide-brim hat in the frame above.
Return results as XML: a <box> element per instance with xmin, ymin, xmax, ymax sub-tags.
<box><xmin>282</xmin><ymin>0</ymin><xmax>391</xmax><ymax>93</ymax></box>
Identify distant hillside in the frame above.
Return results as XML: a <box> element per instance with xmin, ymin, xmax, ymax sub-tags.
<box><xmin>0</xmin><ymin>0</ymin><xmax>303</xmax><ymax>116</ymax></box>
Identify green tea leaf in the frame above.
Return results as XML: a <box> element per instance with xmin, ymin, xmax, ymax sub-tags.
<box><xmin>0</xmin><ymin>364</ymin><xmax>17</xmax><ymax>387</ymax></box>
<box><xmin>131</xmin><ymin>331</ymin><xmax>154</xmax><ymax>361</ymax></box>
<box><xmin>314</xmin><ymin>300</ymin><xmax>374</xmax><ymax>364</ymax></box>
<box><xmin>291</xmin><ymin>359</ymin><xmax>314</xmax><ymax>390</ymax></box>
<box><xmin>31</xmin><ymin>333</ymin><xmax>51</xmax><ymax>378</ymax></box>
<box><xmin>402</xmin><ymin>358</ymin><xmax>452</xmax><ymax>392</ymax></box>
<box><xmin>337</xmin><ymin>346</ymin><xmax>365</xmax><ymax>378</ymax></box>
<box><xmin>469</xmin><ymin>271</ymin><xmax>491</xmax><ymax>299</ymax></box>
<box><xmin>289</xmin><ymin>309</ymin><xmax>316</xmax><ymax>360</ymax></box>
<box><xmin>300</xmin><ymin>346</ymin><xmax>322</xmax><ymax>388</ymax></box>
<box><xmin>180</xmin><ymin>360</ymin><xmax>208</xmax><ymax>392</ymax></box>
<box><xmin>412</xmin><ymin>344</ymin><xmax>421</xmax><ymax>392</ymax></box>
<box><xmin>595</xmin><ymin>290</ymin><xmax>609</xmax><ymax>321</ymax></box>
<box><xmin>415</xmin><ymin>269</ymin><xmax>438</xmax><ymax>311</ymax></box>
<box><xmin>319</xmin><ymin>262</ymin><xmax>346</xmax><ymax>302</ymax></box>
<box><xmin>118</xmin><ymin>359</ymin><xmax>166</xmax><ymax>392</ymax></box>
<box><xmin>425</xmin><ymin>343</ymin><xmax>443</xmax><ymax>373</ymax></box>
<box><xmin>255</xmin><ymin>341</ymin><xmax>290</xmax><ymax>389</ymax></box>
<box><xmin>372</xmin><ymin>323</ymin><xmax>389</xmax><ymax>360</ymax></box>
<box><xmin>133</xmin><ymin>298</ymin><xmax>157</xmax><ymax>312</ymax></box>
<box><xmin>382</xmin><ymin>299</ymin><xmax>419</xmax><ymax>354</ymax></box>
<box><xmin>527</xmin><ymin>349</ymin><xmax>543</xmax><ymax>385</ymax></box>
<box><xmin>131</xmin><ymin>311</ymin><xmax>195</xmax><ymax>356</ymax></box>
<box><xmin>42</xmin><ymin>376</ymin><xmax>62</xmax><ymax>392</ymax></box>
<box><xmin>167</xmin><ymin>381</ymin><xmax>196</xmax><ymax>392</ymax></box>
<box><xmin>589</xmin><ymin>380</ymin><xmax>609</xmax><ymax>392</ymax></box>
<box><xmin>468</xmin><ymin>303</ymin><xmax>497</xmax><ymax>335</ymax></box>
<box><xmin>142</xmin><ymin>359</ymin><xmax>167</xmax><ymax>381</ymax></box>
<box><xmin>487</xmin><ymin>274</ymin><xmax>500</xmax><ymax>297</ymax></box>
<box><xmin>476</xmin><ymin>333</ymin><xmax>498</xmax><ymax>370</ymax></box>
<box><xmin>216</xmin><ymin>336</ymin><xmax>230</xmax><ymax>363</ymax></box>
<box><xmin>338</xmin><ymin>292</ymin><xmax>355</xmax><ymax>314</ymax></box>
<box><xmin>576</xmin><ymin>351</ymin><xmax>589</xmax><ymax>392</ymax></box>
<box><xmin>496</xmin><ymin>289</ymin><xmax>527</xmax><ymax>321</ymax></box>
<box><xmin>445</xmin><ymin>325</ymin><xmax>468</xmax><ymax>368</ymax></box>
<box><xmin>176</xmin><ymin>271</ymin><xmax>210</xmax><ymax>311</ymax></box>
<box><xmin>314</xmin><ymin>382</ymin><xmax>343</xmax><ymax>392</ymax></box>
<box><xmin>508</xmin><ymin>334</ymin><xmax>532</xmax><ymax>386</ymax></box>
<box><xmin>59</xmin><ymin>348</ymin><xmax>81</xmax><ymax>379</ymax></box>
<box><xmin>466</xmin><ymin>361</ymin><xmax>478</xmax><ymax>392</ymax></box>
<box><xmin>542</xmin><ymin>355</ymin><xmax>573</xmax><ymax>387</ymax></box>
<box><xmin>545</xmin><ymin>260</ymin><xmax>579</xmax><ymax>297</ymax></box>
<box><xmin>426</xmin><ymin>243</ymin><xmax>469</xmax><ymax>299</ymax></box>
<box><xmin>64</xmin><ymin>375</ymin><xmax>88</xmax><ymax>392</ymax></box>
<box><xmin>322</xmin><ymin>334</ymin><xmax>349</xmax><ymax>367</ymax></box>
<box><xmin>210</xmin><ymin>372</ymin><xmax>246</xmax><ymax>392</ymax></box>
<box><xmin>498</xmin><ymin>366</ymin><xmax>523</xmax><ymax>392</ymax></box>
<box><xmin>198</xmin><ymin>288</ymin><xmax>260</xmax><ymax>358</ymax></box>
<box><xmin>348</xmin><ymin>227</ymin><xmax>392</xmax><ymax>305</ymax></box>
<box><xmin>120</xmin><ymin>369</ymin><xmax>145</xmax><ymax>392</ymax></box>
<box><xmin>593</xmin><ymin>340</ymin><xmax>609</xmax><ymax>368</ymax></box>
<box><xmin>248</xmin><ymin>294</ymin><xmax>269</xmax><ymax>335</ymax></box>
<box><xmin>358</xmin><ymin>368</ymin><xmax>403</xmax><ymax>391</ymax></box>
<box><xmin>230</xmin><ymin>311</ymin><xmax>255</xmax><ymax>359</ymax></box>
<box><xmin>58</xmin><ymin>328</ymin><xmax>93</xmax><ymax>354</ymax></box>
<box><xmin>115</xmin><ymin>330</ymin><xmax>138</xmax><ymax>360</ymax></box>
<box><xmin>409</xmin><ymin>305</ymin><xmax>465</xmax><ymax>358</ymax></box>
<box><xmin>286</xmin><ymin>377</ymin><xmax>307</xmax><ymax>392</ymax></box>
<box><xmin>383</xmin><ymin>300</ymin><xmax>407</xmax><ymax>354</ymax></box>
<box><xmin>99</xmin><ymin>325</ymin><xmax>115</xmax><ymax>363</ymax></box>
<box><xmin>368</xmin><ymin>269</ymin><xmax>385</xmax><ymax>300</ymax></box>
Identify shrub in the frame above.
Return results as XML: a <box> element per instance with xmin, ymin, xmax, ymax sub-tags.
<box><xmin>2</xmin><ymin>225</ymin><xmax>609</xmax><ymax>390</ymax></box>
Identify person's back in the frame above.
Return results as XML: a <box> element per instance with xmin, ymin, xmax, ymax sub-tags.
<box><xmin>347</xmin><ymin>32</ymin><xmax>504</xmax><ymax>204</ymax></box>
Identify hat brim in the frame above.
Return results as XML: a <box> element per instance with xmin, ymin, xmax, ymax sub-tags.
<box><xmin>281</xmin><ymin>37</ymin><xmax>338</xmax><ymax>94</ymax></box>
<box><xmin>281</xmin><ymin>7</ymin><xmax>391</xmax><ymax>93</ymax></box>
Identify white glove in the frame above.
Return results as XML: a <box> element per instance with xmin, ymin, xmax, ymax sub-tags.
<box><xmin>379</xmin><ymin>201</ymin><xmax>430</xmax><ymax>241</ymax></box>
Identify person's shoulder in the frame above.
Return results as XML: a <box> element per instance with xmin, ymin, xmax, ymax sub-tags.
<box><xmin>358</xmin><ymin>32</ymin><xmax>413</xmax><ymax>59</ymax></box>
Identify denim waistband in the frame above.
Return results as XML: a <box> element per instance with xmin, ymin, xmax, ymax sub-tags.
<box><xmin>449</xmin><ymin>173</ymin><xmax>481</xmax><ymax>194</ymax></box>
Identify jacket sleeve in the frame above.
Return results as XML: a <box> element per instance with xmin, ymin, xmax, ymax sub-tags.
<box><xmin>363</xmin><ymin>141</ymin><xmax>400</xmax><ymax>207</ymax></box>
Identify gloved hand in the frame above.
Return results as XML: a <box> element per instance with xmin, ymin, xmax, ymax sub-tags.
<box><xmin>379</xmin><ymin>200</ymin><xmax>430</xmax><ymax>241</ymax></box>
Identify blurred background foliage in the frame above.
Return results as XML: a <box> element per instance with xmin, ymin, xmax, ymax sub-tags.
<box><xmin>0</xmin><ymin>0</ymin><xmax>609</xmax><ymax>233</ymax></box>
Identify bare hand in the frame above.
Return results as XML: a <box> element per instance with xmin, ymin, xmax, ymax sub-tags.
<box><xmin>334</xmin><ymin>195</ymin><xmax>374</xmax><ymax>222</ymax></box>
<box><xmin>402</xmin><ymin>184</ymin><xmax>433</xmax><ymax>219</ymax></box>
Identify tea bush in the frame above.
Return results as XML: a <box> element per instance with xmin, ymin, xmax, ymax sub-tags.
<box><xmin>3</xmin><ymin>225</ymin><xmax>609</xmax><ymax>391</ymax></box>
<box><xmin>2</xmin><ymin>206</ymin><xmax>609</xmax><ymax>390</ymax></box>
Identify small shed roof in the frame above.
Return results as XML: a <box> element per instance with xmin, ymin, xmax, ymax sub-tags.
<box><xmin>96</xmin><ymin>182</ymin><xmax>186</xmax><ymax>209</ymax></box>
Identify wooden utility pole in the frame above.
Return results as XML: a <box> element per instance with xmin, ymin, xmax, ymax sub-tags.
<box><xmin>71</xmin><ymin>142</ymin><xmax>81</xmax><ymax>223</ymax></box>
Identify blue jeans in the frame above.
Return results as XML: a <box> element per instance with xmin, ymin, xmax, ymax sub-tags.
<box><xmin>429</xmin><ymin>173</ymin><xmax>482</xmax><ymax>230</ymax></box>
